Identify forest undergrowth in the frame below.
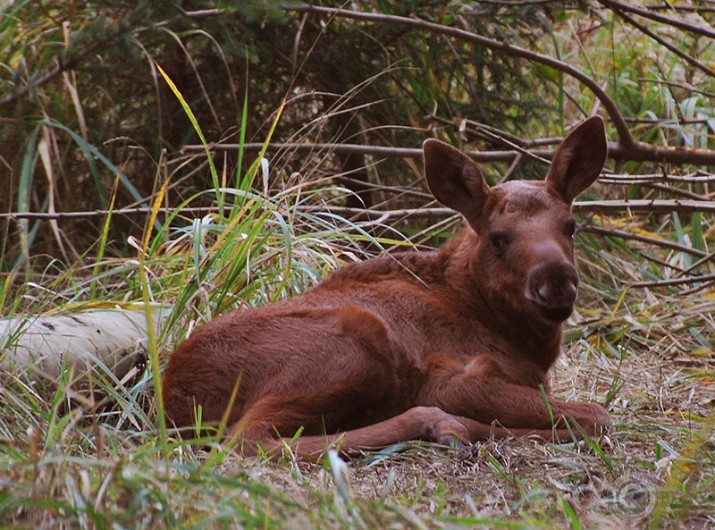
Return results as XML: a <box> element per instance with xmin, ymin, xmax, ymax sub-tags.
<box><xmin>1</xmin><ymin>1</ymin><xmax>714</xmax><ymax>528</ymax></box>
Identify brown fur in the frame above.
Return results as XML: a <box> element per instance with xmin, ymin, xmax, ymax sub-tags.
<box><xmin>162</xmin><ymin>116</ymin><xmax>612</xmax><ymax>456</ymax></box>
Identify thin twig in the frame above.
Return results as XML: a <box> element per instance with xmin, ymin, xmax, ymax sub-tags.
<box><xmin>281</xmin><ymin>3</ymin><xmax>715</xmax><ymax>166</ymax></box>
<box><xmin>573</xmin><ymin>199</ymin><xmax>715</xmax><ymax>214</ymax></box>
<box><xmin>429</xmin><ymin>114</ymin><xmax>563</xmax><ymax>148</ymax></box>
<box><xmin>677</xmin><ymin>251</ymin><xmax>715</xmax><ymax>278</ymax></box>
<box><xmin>5</xmin><ymin>198</ymin><xmax>715</xmax><ymax>221</ymax></box>
<box><xmin>182</xmin><ymin>142</ymin><xmax>529</xmax><ymax>162</ymax></box>
<box><xmin>644</xmin><ymin>183</ymin><xmax>711</xmax><ymax>201</ymax></box>
<box><xmin>585</xmin><ymin>226</ymin><xmax>710</xmax><ymax>258</ymax></box>
<box><xmin>281</xmin><ymin>2</ymin><xmax>636</xmax><ymax>149</ymax></box>
<box><xmin>599</xmin><ymin>0</ymin><xmax>715</xmax><ymax>39</ymax></box>
<box><xmin>467</xmin><ymin>0</ymin><xmax>560</xmax><ymax>5</ymax></box>
<box><xmin>600</xmin><ymin>173</ymin><xmax>715</xmax><ymax>184</ymax></box>
<box><xmin>190</xmin><ymin>140</ymin><xmax>715</xmax><ymax>176</ymax></box>
<box><xmin>0</xmin><ymin>8</ymin><xmax>150</xmax><ymax>109</ymax></box>
<box><xmin>629</xmin><ymin>274</ymin><xmax>715</xmax><ymax>289</ymax></box>
<box><xmin>610</xmin><ymin>6</ymin><xmax>715</xmax><ymax>80</ymax></box>
<box><xmin>645</xmin><ymin>5</ymin><xmax>715</xmax><ymax>14</ymax></box>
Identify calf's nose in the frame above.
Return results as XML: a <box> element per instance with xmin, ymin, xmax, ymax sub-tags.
<box><xmin>525</xmin><ymin>262</ymin><xmax>579</xmax><ymax>320</ymax></box>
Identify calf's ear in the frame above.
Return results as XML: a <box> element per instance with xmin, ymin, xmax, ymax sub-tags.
<box><xmin>423</xmin><ymin>139</ymin><xmax>490</xmax><ymax>223</ymax></box>
<box><xmin>546</xmin><ymin>116</ymin><xmax>608</xmax><ymax>205</ymax></box>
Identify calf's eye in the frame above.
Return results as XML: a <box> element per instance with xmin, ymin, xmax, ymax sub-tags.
<box><xmin>565</xmin><ymin>219</ymin><xmax>576</xmax><ymax>239</ymax></box>
<box><xmin>489</xmin><ymin>232</ymin><xmax>509</xmax><ymax>257</ymax></box>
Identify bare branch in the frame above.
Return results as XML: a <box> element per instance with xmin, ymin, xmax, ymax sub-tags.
<box><xmin>185</xmin><ymin>139</ymin><xmax>715</xmax><ymax>167</ymax></box>
<box><xmin>605</xmin><ymin>142</ymin><xmax>715</xmax><ymax>166</ymax></box>
<box><xmin>573</xmin><ymin>199</ymin><xmax>715</xmax><ymax>215</ymax></box>
<box><xmin>280</xmin><ymin>3</ymin><xmax>715</xmax><ymax>167</ymax></box>
<box><xmin>599</xmin><ymin>173</ymin><xmax>715</xmax><ymax>184</ymax></box>
<box><xmin>645</xmin><ymin>5</ymin><xmax>715</xmax><ymax>14</ymax></box>
<box><xmin>5</xmin><ymin>197</ymin><xmax>715</xmax><ymax>222</ymax></box>
<box><xmin>599</xmin><ymin>0</ymin><xmax>715</xmax><ymax>39</ymax></box>
<box><xmin>629</xmin><ymin>274</ymin><xmax>715</xmax><ymax>289</ymax></box>
<box><xmin>467</xmin><ymin>0</ymin><xmax>561</xmax><ymax>5</ymax></box>
<box><xmin>609</xmin><ymin>5</ymin><xmax>715</xmax><ymax>80</ymax></box>
<box><xmin>182</xmin><ymin>142</ymin><xmax>526</xmax><ymax>162</ymax></box>
<box><xmin>280</xmin><ymin>3</ymin><xmax>636</xmax><ymax>149</ymax></box>
<box><xmin>585</xmin><ymin>226</ymin><xmax>710</xmax><ymax>258</ymax></box>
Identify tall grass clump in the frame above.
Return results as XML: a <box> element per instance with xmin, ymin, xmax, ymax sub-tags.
<box><xmin>1</xmin><ymin>42</ymin><xmax>425</xmax><ymax>523</ymax></box>
<box><xmin>0</xmin><ymin>124</ymin><xmax>393</xmax><ymax>528</ymax></box>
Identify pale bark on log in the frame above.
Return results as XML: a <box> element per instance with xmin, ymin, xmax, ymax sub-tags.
<box><xmin>0</xmin><ymin>308</ymin><xmax>170</xmax><ymax>383</ymax></box>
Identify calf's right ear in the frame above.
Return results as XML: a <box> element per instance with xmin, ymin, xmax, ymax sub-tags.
<box><xmin>423</xmin><ymin>139</ymin><xmax>490</xmax><ymax>223</ymax></box>
<box><xmin>546</xmin><ymin>116</ymin><xmax>608</xmax><ymax>205</ymax></box>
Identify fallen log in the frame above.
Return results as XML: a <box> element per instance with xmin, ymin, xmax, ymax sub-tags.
<box><xmin>0</xmin><ymin>307</ymin><xmax>171</xmax><ymax>384</ymax></box>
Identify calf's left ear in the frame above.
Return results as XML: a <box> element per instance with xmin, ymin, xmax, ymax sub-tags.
<box><xmin>546</xmin><ymin>116</ymin><xmax>608</xmax><ymax>205</ymax></box>
<box><xmin>423</xmin><ymin>138</ymin><xmax>491</xmax><ymax>224</ymax></box>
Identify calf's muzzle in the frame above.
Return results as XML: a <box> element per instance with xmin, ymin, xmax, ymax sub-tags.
<box><xmin>525</xmin><ymin>261</ymin><xmax>579</xmax><ymax>322</ymax></box>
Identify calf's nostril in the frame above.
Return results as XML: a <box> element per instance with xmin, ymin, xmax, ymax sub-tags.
<box><xmin>536</xmin><ymin>284</ymin><xmax>552</xmax><ymax>304</ymax></box>
<box><xmin>529</xmin><ymin>273</ymin><xmax>578</xmax><ymax>309</ymax></box>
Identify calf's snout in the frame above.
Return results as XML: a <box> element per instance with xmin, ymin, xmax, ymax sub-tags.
<box><xmin>525</xmin><ymin>262</ymin><xmax>579</xmax><ymax>322</ymax></box>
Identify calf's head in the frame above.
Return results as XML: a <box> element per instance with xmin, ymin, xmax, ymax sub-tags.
<box><xmin>424</xmin><ymin>116</ymin><xmax>607</xmax><ymax>323</ymax></box>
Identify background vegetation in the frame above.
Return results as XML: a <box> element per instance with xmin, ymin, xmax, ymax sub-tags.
<box><xmin>1</xmin><ymin>0</ymin><xmax>714</xmax><ymax>528</ymax></box>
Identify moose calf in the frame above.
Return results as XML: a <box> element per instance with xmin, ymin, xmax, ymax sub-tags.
<box><xmin>163</xmin><ymin>116</ymin><xmax>612</xmax><ymax>456</ymax></box>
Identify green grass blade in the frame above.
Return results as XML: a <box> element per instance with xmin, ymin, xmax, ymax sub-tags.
<box><xmin>155</xmin><ymin>62</ymin><xmax>222</xmax><ymax>210</ymax></box>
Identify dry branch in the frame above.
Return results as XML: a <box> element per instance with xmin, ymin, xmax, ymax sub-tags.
<box><xmin>3</xmin><ymin>197</ymin><xmax>715</xmax><ymax>221</ymax></box>
<box><xmin>282</xmin><ymin>3</ymin><xmax>715</xmax><ymax>167</ymax></box>
<box><xmin>573</xmin><ymin>199</ymin><xmax>715</xmax><ymax>214</ymax></box>
<box><xmin>629</xmin><ymin>274</ymin><xmax>715</xmax><ymax>289</ymax></box>
<box><xmin>599</xmin><ymin>0</ymin><xmax>715</xmax><ymax>39</ymax></box>
<box><xmin>183</xmin><ymin>142</ymin><xmax>525</xmax><ymax>162</ymax></box>
<box><xmin>586</xmin><ymin>226</ymin><xmax>710</xmax><ymax>258</ymax></box>
<box><xmin>185</xmin><ymin>138</ymin><xmax>715</xmax><ymax>168</ymax></box>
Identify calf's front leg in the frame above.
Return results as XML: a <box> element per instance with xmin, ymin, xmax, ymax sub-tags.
<box><xmin>421</xmin><ymin>355</ymin><xmax>612</xmax><ymax>436</ymax></box>
<box><xmin>232</xmin><ymin>399</ymin><xmax>606</xmax><ymax>458</ymax></box>
<box><xmin>230</xmin><ymin>406</ymin><xmax>472</xmax><ymax>457</ymax></box>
